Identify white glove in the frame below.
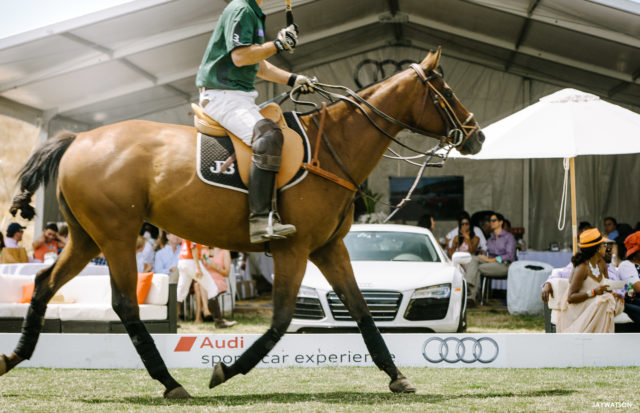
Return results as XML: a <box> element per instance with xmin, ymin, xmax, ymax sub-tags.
<box><xmin>288</xmin><ymin>74</ymin><xmax>316</xmax><ymax>93</ymax></box>
<box><xmin>274</xmin><ymin>25</ymin><xmax>297</xmax><ymax>52</ymax></box>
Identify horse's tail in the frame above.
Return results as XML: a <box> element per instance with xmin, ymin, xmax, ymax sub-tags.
<box><xmin>10</xmin><ymin>132</ymin><xmax>77</xmax><ymax>220</ymax></box>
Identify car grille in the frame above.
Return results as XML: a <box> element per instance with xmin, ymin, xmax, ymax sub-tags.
<box><xmin>293</xmin><ymin>297</ymin><xmax>325</xmax><ymax>320</ymax></box>
<box><xmin>327</xmin><ymin>290</ymin><xmax>402</xmax><ymax>322</ymax></box>
<box><xmin>404</xmin><ymin>297</ymin><xmax>450</xmax><ymax>321</ymax></box>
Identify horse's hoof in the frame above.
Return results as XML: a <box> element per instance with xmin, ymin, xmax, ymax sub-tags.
<box><xmin>389</xmin><ymin>375</ymin><xmax>417</xmax><ymax>393</ymax></box>
<box><xmin>164</xmin><ymin>386</ymin><xmax>191</xmax><ymax>399</ymax></box>
<box><xmin>209</xmin><ymin>362</ymin><xmax>227</xmax><ymax>389</ymax></box>
<box><xmin>0</xmin><ymin>354</ymin><xmax>7</xmax><ymax>376</ymax></box>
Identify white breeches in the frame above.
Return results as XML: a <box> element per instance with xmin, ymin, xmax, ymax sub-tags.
<box><xmin>199</xmin><ymin>89</ymin><xmax>264</xmax><ymax>145</ymax></box>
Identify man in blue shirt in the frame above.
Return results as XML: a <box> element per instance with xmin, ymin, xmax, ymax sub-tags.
<box><xmin>155</xmin><ymin>233</ymin><xmax>182</xmax><ymax>282</ymax></box>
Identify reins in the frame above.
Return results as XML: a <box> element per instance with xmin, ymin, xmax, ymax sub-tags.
<box><xmin>278</xmin><ymin>63</ymin><xmax>479</xmax><ymax>222</ymax></box>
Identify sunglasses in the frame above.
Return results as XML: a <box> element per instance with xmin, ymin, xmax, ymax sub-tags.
<box><xmin>490</xmin><ymin>218</ymin><xmax>498</xmax><ymax>222</ymax></box>
<box><xmin>460</xmin><ymin>222</ymin><xmax>470</xmax><ymax>226</ymax></box>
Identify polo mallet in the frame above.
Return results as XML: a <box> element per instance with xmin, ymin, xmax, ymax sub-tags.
<box><xmin>286</xmin><ymin>0</ymin><xmax>298</xmax><ymax>33</ymax></box>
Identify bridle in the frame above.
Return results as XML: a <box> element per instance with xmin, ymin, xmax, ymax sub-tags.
<box><xmin>408</xmin><ymin>63</ymin><xmax>479</xmax><ymax>150</ymax></box>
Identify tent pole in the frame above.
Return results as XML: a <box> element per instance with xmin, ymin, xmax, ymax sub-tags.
<box><xmin>570</xmin><ymin>157</ymin><xmax>578</xmax><ymax>254</ymax></box>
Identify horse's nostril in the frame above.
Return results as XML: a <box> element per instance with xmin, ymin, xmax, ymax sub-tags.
<box><xmin>478</xmin><ymin>130</ymin><xmax>486</xmax><ymax>144</ymax></box>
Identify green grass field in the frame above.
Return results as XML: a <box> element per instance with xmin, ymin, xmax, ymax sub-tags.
<box><xmin>1</xmin><ymin>366</ymin><xmax>638</xmax><ymax>412</ymax></box>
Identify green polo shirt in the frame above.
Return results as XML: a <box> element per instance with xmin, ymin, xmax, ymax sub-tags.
<box><xmin>196</xmin><ymin>0</ymin><xmax>265</xmax><ymax>92</ymax></box>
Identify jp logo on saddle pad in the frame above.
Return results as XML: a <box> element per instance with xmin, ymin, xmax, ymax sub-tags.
<box><xmin>193</xmin><ymin>103</ymin><xmax>310</xmax><ymax>194</ymax></box>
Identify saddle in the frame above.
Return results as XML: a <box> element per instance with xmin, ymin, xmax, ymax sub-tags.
<box><xmin>191</xmin><ymin>103</ymin><xmax>304</xmax><ymax>189</ymax></box>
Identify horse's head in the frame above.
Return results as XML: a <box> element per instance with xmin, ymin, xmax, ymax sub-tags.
<box><xmin>411</xmin><ymin>48</ymin><xmax>484</xmax><ymax>155</ymax></box>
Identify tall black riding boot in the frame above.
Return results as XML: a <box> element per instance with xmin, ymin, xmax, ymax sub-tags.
<box><xmin>248</xmin><ymin>118</ymin><xmax>296</xmax><ymax>244</ymax></box>
<box><xmin>248</xmin><ymin>165</ymin><xmax>296</xmax><ymax>243</ymax></box>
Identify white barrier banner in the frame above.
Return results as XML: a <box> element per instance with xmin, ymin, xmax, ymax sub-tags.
<box><xmin>2</xmin><ymin>333</ymin><xmax>640</xmax><ymax>369</ymax></box>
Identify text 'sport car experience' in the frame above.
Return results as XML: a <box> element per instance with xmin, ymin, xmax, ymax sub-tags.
<box><xmin>288</xmin><ymin>224</ymin><xmax>471</xmax><ymax>333</ymax></box>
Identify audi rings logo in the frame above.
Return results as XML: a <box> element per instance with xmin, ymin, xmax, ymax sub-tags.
<box><xmin>422</xmin><ymin>337</ymin><xmax>499</xmax><ymax>364</ymax></box>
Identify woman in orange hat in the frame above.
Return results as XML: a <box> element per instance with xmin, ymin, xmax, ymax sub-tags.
<box><xmin>557</xmin><ymin>228</ymin><xmax>623</xmax><ymax>333</ymax></box>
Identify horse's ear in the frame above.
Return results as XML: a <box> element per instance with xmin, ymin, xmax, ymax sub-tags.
<box><xmin>421</xmin><ymin>46</ymin><xmax>442</xmax><ymax>72</ymax></box>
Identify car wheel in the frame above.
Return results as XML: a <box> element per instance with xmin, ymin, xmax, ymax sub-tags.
<box><xmin>457</xmin><ymin>282</ymin><xmax>467</xmax><ymax>333</ymax></box>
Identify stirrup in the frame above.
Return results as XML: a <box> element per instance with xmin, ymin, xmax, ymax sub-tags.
<box><xmin>265</xmin><ymin>211</ymin><xmax>286</xmax><ymax>240</ymax></box>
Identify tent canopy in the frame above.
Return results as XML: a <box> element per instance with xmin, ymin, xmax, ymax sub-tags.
<box><xmin>1</xmin><ymin>0</ymin><xmax>639</xmax><ymax>128</ymax></box>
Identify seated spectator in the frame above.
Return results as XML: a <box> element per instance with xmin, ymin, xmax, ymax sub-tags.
<box><xmin>154</xmin><ymin>232</ymin><xmax>181</xmax><ymax>282</ymax></box>
<box><xmin>464</xmin><ymin>213</ymin><xmax>516</xmax><ymax>304</ymax></box>
<box><xmin>542</xmin><ymin>238</ymin><xmax>623</xmax><ymax>302</ymax></box>
<box><xmin>1</xmin><ymin>223</ymin><xmax>28</xmax><ymax>263</ymax></box>
<box><xmin>135</xmin><ymin>236</ymin><xmax>151</xmax><ymax>273</ymax></box>
<box><xmin>578</xmin><ymin>221</ymin><xmax>592</xmax><ymax>234</ymax></box>
<box><xmin>471</xmin><ymin>210</ymin><xmax>494</xmax><ymax>240</ymax></box>
<box><xmin>604</xmin><ymin>217</ymin><xmax>619</xmax><ymax>241</ymax></box>
<box><xmin>196</xmin><ymin>246</ymin><xmax>236</xmax><ymax>328</ymax></box>
<box><xmin>447</xmin><ymin>215</ymin><xmax>479</xmax><ymax>258</ymax></box>
<box><xmin>32</xmin><ymin>223</ymin><xmax>66</xmax><ymax>263</ymax></box>
<box><xmin>176</xmin><ymin>240</ymin><xmax>229</xmax><ymax>325</ymax></box>
<box><xmin>445</xmin><ymin>211</ymin><xmax>487</xmax><ymax>253</ymax></box>
<box><xmin>557</xmin><ymin>229</ymin><xmax>623</xmax><ymax>333</ymax></box>
<box><xmin>417</xmin><ymin>214</ymin><xmax>435</xmax><ymax>231</ymax></box>
<box><xmin>618</xmin><ymin>232</ymin><xmax>640</xmax><ymax>324</ymax></box>
<box><xmin>57</xmin><ymin>224</ymin><xmax>69</xmax><ymax>253</ymax></box>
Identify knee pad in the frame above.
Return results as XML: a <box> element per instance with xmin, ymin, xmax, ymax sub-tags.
<box><xmin>251</xmin><ymin>119</ymin><xmax>283</xmax><ymax>172</ymax></box>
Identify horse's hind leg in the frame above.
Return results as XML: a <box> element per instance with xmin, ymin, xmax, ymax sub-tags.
<box><xmin>310</xmin><ymin>239</ymin><xmax>416</xmax><ymax>393</ymax></box>
<box><xmin>102</xmin><ymin>240</ymin><xmax>189</xmax><ymax>399</ymax></box>
<box><xmin>209</xmin><ymin>247</ymin><xmax>307</xmax><ymax>388</ymax></box>
<box><xmin>0</xmin><ymin>203</ymin><xmax>99</xmax><ymax>376</ymax></box>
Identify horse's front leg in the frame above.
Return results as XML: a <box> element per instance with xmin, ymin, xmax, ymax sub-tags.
<box><xmin>310</xmin><ymin>238</ymin><xmax>416</xmax><ymax>393</ymax></box>
<box><xmin>209</xmin><ymin>245</ymin><xmax>308</xmax><ymax>388</ymax></box>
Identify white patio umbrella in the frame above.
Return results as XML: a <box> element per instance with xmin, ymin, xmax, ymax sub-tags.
<box><xmin>452</xmin><ymin>88</ymin><xmax>640</xmax><ymax>252</ymax></box>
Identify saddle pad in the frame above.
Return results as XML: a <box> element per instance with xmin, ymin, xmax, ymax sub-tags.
<box><xmin>196</xmin><ymin>112</ymin><xmax>310</xmax><ymax>194</ymax></box>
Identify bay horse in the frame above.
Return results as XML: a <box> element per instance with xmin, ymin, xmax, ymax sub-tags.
<box><xmin>0</xmin><ymin>48</ymin><xmax>483</xmax><ymax>398</ymax></box>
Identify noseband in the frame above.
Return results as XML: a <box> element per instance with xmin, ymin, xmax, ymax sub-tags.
<box><xmin>409</xmin><ymin>63</ymin><xmax>479</xmax><ymax>148</ymax></box>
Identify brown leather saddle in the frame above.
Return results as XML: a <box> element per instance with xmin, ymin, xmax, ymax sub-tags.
<box><xmin>191</xmin><ymin>103</ymin><xmax>304</xmax><ymax>189</ymax></box>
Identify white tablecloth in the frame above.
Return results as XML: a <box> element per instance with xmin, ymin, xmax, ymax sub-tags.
<box><xmin>491</xmin><ymin>251</ymin><xmax>571</xmax><ymax>290</ymax></box>
<box><xmin>517</xmin><ymin>250</ymin><xmax>572</xmax><ymax>268</ymax></box>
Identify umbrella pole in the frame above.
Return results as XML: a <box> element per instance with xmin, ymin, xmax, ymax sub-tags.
<box><xmin>570</xmin><ymin>157</ymin><xmax>577</xmax><ymax>254</ymax></box>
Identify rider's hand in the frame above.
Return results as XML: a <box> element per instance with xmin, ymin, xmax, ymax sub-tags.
<box><xmin>274</xmin><ymin>25</ymin><xmax>297</xmax><ymax>52</ymax></box>
<box><xmin>288</xmin><ymin>74</ymin><xmax>315</xmax><ymax>93</ymax></box>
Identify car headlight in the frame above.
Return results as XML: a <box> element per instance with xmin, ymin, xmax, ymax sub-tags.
<box><xmin>411</xmin><ymin>284</ymin><xmax>451</xmax><ymax>299</ymax></box>
<box><xmin>297</xmin><ymin>286</ymin><xmax>319</xmax><ymax>298</ymax></box>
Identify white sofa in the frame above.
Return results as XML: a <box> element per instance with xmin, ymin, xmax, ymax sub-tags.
<box><xmin>0</xmin><ymin>272</ymin><xmax>176</xmax><ymax>333</ymax></box>
<box><xmin>546</xmin><ymin>277</ymin><xmax>636</xmax><ymax>332</ymax></box>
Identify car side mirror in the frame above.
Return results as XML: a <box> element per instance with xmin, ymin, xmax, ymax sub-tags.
<box><xmin>452</xmin><ymin>251</ymin><xmax>472</xmax><ymax>265</ymax></box>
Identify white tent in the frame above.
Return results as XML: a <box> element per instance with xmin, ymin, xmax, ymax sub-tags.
<box><xmin>452</xmin><ymin>88</ymin><xmax>640</xmax><ymax>251</ymax></box>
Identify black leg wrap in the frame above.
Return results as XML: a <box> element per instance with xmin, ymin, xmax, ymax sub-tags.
<box><xmin>230</xmin><ymin>327</ymin><xmax>283</xmax><ymax>376</ymax></box>
<box><xmin>124</xmin><ymin>321</ymin><xmax>180</xmax><ymax>391</ymax></box>
<box><xmin>358</xmin><ymin>315</ymin><xmax>399</xmax><ymax>381</ymax></box>
<box><xmin>14</xmin><ymin>301</ymin><xmax>48</xmax><ymax>360</ymax></box>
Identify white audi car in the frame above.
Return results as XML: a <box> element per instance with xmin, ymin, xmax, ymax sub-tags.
<box><xmin>287</xmin><ymin>224</ymin><xmax>471</xmax><ymax>333</ymax></box>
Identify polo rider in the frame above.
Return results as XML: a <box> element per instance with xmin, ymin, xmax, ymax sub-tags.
<box><xmin>196</xmin><ymin>0</ymin><xmax>314</xmax><ymax>243</ymax></box>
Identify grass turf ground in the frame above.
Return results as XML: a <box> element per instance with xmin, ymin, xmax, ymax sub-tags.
<box><xmin>1</xmin><ymin>367</ymin><xmax>638</xmax><ymax>412</ymax></box>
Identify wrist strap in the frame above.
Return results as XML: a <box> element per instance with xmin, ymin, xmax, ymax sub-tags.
<box><xmin>287</xmin><ymin>74</ymin><xmax>297</xmax><ymax>87</ymax></box>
